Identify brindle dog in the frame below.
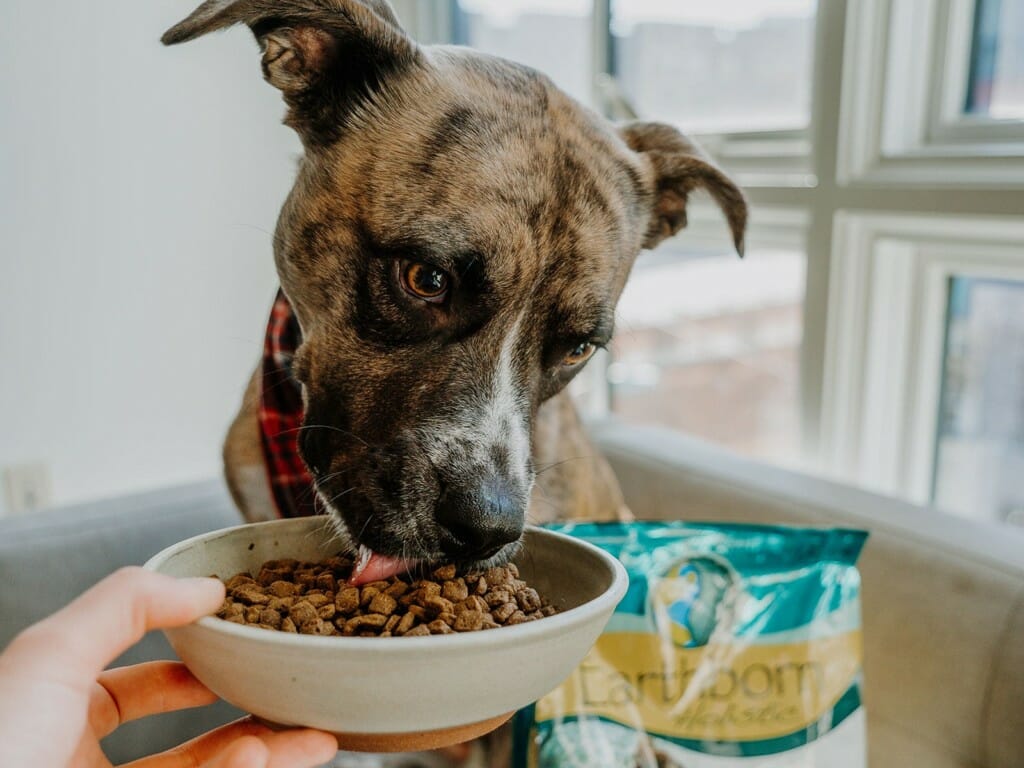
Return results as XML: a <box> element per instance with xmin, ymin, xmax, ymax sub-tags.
<box><xmin>163</xmin><ymin>0</ymin><xmax>746</xmax><ymax>580</ymax></box>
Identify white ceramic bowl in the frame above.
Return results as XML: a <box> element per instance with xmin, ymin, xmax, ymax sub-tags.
<box><xmin>144</xmin><ymin>517</ymin><xmax>627</xmax><ymax>751</ymax></box>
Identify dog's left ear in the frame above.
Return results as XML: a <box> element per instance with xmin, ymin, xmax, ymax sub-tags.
<box><xmin>620</xmin><ymin>121</ymin><xmax>748</xmax><ymax>256</ymax></box>
<box><xmin>161</xmin><ymin>0</ymin><xmax>419</xmax><ymax>146</ymax></box>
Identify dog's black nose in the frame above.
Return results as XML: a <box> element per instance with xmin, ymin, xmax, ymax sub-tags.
<box><xmin>436</xmin><ymin>477</ymin><xmax>525</xmax><ymax>560</ymax></box>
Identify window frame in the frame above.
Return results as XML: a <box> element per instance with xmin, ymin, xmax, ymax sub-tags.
<box><xmin>928</xmin><ymin>0</ymin><xmax>1024</xmax><ymax>143</ymax></box>
<box><xmin>838</xmin><ymin>0</ymin><xmax>1024</xmax><ymax>187</ymax></box>
<box><xmin>821</xmin><ymin>211</ymin><xmax>1024</xmax><ymax>506</ymax></box>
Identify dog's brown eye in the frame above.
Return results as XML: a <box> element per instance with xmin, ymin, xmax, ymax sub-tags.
<box><xmin>399</xmin><ymin>260</ymin><xmax>450</xmax><ymax>303</ymax></box>
<box><xmin>563</xmin><ymin>342</ymin><xmax>597</xmax><ymax>367</ymax></box>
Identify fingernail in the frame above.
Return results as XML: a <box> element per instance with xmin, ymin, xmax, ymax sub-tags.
<box><xmin>182</xmin><ymin>576</ymin><xmax>226</xmax><ymax>594</ymax></box>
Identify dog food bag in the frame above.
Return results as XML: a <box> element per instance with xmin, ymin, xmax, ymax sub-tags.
<box><xmin>512</xmin><ymin>522</ymin><xmax>868</xmax><ymax>768</ymax></box>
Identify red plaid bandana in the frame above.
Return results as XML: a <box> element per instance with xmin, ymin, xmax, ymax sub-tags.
<box><xmin>258</xmin><ymin>290</ymin><xmax>318</xmax><ymax>518</ymax></box>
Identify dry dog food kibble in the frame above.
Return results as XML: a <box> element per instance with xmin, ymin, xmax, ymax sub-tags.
<box><xmin>216</xmin><ymin>559</ymin><xmax>558</xmax><ymax>637</ymax></box>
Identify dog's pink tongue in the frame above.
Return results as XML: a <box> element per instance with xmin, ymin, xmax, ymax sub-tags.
<box><xmin>348</xmin><ymin>545</ymin><xmax>418</xmax><ymax>585</ymax></box>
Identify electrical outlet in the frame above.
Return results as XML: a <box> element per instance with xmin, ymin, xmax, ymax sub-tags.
<box><xmin>3</xmin><ymin>463</ymin><xmax>53</xmax><ymax>516</ymax></box>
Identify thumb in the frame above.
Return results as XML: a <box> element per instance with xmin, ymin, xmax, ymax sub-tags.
<box><xmin>6</xmin><ymin>568</ymin><xmax>224</xmax><ymax>683</ymax></box>
<box><xmin>205</xmin><ymin>736</ymin><xmax>270</xmax><ymax>768</ymax></box>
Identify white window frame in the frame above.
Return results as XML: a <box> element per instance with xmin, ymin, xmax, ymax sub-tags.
<box><xmin>928</xmin><ymin>0</ymin><xmax>1024</xmax><ymax>144</ymax></box>
<box><xmin>838</xmin><ymin>0</ymin><xmax>1024</xmax><ymax>187</ymax></box>
<box><xmin>660</xmin><ymin>203</ymin><xmax>811</xmax><ymax>255</ymax></box>
<box><xmin>933</xmin><ymin>0</ymin><xmax>1024</xmax><ymax>143</ymax></box>
<box><xmin>694</xmin><ymin>130</ymin><xmax>816</xmax><ymax>189</ymax></box>
<box><xmin>820</xmin><ymin>211</ymin><xmax>1024</xmax><ymax>505</ymax></box>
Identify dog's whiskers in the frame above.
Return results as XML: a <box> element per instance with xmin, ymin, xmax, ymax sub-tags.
<box><xmin>323</xmin><ymin>486</ymin><xmax>357</xmax><ymax>509</ymax></box>
<box><xmin>534</xmin><ymin>454</ymin><xmax>594</xmax><ymax>477</ymax></box>
<box><xmin>411</xmin><ymin>526</ymin><xmax>431</xmax><ymax>563</ymax></box>
<box><xmin>281</xmin><ymin>423</ymin><xmax>375</xmax><ymax>450</ymax></box>
<box><xmin>313</xmin><ymin>467</ymin><xmax>351</xmax><ymax>488</ymax></box>
<box><xmin>354</xmin><ymin>512</ymin><xmax>377</xmax><ymax>546</ymax></box>
<box><xmin>400</xmin><ymin>540</ymin><xmax>418</xmax><ymax>581</ymax></box>
<box><xmin>302</xmin><ymin>512</ymin><xmax>340</xmax><ymax>551</ymax></box>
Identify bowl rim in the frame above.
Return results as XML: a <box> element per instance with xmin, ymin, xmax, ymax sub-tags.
<box><xmin>143</xmin><ymin>517</ymin><xmax>628</xmax><ymax>652</ymax></box>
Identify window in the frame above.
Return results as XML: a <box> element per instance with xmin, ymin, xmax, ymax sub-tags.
<box><xmin>407</xmin><ymin>0</ymin><xmax>1024</xmax><ymax>529</ymax></box>
<box><xmin>451</xmin><ymin>0</ymin><xmax>594</xmax><ymax>106</ymax></box>
<box><xmin>934</xmin><ymin>277</ymin><xmax>1024</xmax><ymax>525</ymax></box>
<box><xmin>822</xmin><ymin>213</ymin><xmax>1024</xmax><ymax>529</ymax></box>
<box><xmin>610</xmin><ymin>242</ymin><xmax>806</xmax><ymax>468</ymax></box>
<box><xmin>610</xmin><ymin>1</ymin><xmax>817</xmax><ymax>135</ymax></box>
<box><xmin>964</xmin><ymin>0</ymin><xmax>1024</xmax><ymax>119</ymax></box>
<box><xmin>839</xmin><ymin>0</ymin><xmax>1024</xmax><ymax>186</ymax></box>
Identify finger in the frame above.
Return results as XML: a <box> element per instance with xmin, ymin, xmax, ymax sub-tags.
<box><xmin>123</xmin><ymin>718</ymin><xmax>337</xmax><ymax>768</ymax></box>
<box><xmin>258</xmin><ymin>728</ymin><xmax>338</xmax><ymax>768</ymax></box>
<box><xmin>7</xmin><ymin>568</ymin><xmax>224</xmax><ymax>683</ymax></box>
<box><xmin>90</xmin><ymin>661</ymin><xmax>218</xmax><ymax>738</ymax></box>
<box><xmin>123</xmin><ymin>718</ymin><xmax>271</xmax><ymax>768</ymax></box>
<box><xmin>205</xmin><ymin>736</ymin><xmax>269</xmax><ymax>768</ymax></box>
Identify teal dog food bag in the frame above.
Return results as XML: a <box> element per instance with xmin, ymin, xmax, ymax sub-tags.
<box><xmin>513</xmin><ymin>522</ymin><xmax>868</xmax><ymax>768</ymax></box>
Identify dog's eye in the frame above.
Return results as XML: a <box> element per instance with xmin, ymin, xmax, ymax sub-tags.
<box><xmin>562</xmin><ymin>342</ymin><xmax>597</xmax><ymax>367</ymax></box>
<box><xmin>399</xmin><ymin>260</ymin><xmax>450</xmax><ymax>303</ymax></box>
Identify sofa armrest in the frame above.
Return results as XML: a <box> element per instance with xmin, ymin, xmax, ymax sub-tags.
<box><xmin>591</xmin><ymin>421</ymin><xmax>1024</xmax><ymax>768</ymax></box>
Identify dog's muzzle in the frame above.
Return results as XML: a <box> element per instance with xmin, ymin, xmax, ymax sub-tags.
<box><xmin>435</xmin><ymin>475</ymin><xmax>525</xmax><ymax>561</ymax></box>
<box><xmin>343</xmin><ymin>476</ymin><xmax>526</xmax><ymax>586</ymax></box>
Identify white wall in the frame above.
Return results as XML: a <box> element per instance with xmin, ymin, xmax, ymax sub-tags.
<box><xmin>0</xmin><ymin>0</ymin><xmax>303</xmax><ymax>513</ymax></box>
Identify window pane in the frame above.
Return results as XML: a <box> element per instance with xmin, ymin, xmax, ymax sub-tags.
<box><xmin>610</xmin><ymin>244</ymin><xmax>806</xmax><ymax>467</ymax></box>
<box><xmin>610</xmin><ymin>0</ymin><xmax>817</xmax><ymax>133</ymax></box>
<box><xmin>965</xmin><ymin>0</ymin><xmax>1024</xmax><ymax>119</ymax></box>
<box><xmin>452</xmin><ymin>0</ymin><xmax>593</xmax><ymax>106</ymax></box>
<box><xmin>933</xmin><ymin>278</ymin><xmax>1024</xmax><ymax>527</ymax></box>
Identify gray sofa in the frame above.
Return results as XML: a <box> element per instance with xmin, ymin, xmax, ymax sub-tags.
<box><xmin>2</xmin><ymin>423</ymin><xmax>1023</xmax><ymax>766</ymax></box>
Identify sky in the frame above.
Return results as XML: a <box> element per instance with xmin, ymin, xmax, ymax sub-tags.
<box><xmin>457</xmin><ymin>0</ymin><xmax>817</xmax><ymax>30</ymax></box>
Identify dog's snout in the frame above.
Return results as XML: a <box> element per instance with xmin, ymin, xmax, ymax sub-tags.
<box><xmin>436</xmin><ymin>477</ymin><xmax>525</xmax><ymax>560</ymax></box>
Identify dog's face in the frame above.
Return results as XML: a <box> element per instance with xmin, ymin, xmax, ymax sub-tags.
<box><xmin>165</xmin><ymin>0</ymin><xmax>746</xmax><ymax>576</ymax></box>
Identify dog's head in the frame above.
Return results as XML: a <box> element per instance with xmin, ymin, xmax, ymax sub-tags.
<box><xmin>164</xmin><ymin>0</ymin><xmax>746</xmax><ymax>577</ymax></box>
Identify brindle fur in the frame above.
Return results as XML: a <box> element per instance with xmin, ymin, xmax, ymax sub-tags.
<box><xmin>166</xmin><ymin>0</ymin><xmax>746</xmax><ymax>570</ymax></box>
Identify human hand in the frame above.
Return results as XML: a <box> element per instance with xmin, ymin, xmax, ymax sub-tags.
<box><xmin>0</xmin><ymin>567</ymin><xmax>339</xmax><ymax>767</ymax></box>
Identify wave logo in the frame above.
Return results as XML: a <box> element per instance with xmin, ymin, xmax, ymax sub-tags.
<box><xmin>652</xmin><ymin>555</ymin><xmax>739</xmax><ymax>648</ymax></box>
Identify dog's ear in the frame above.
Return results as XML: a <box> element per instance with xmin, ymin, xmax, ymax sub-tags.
<box><xmin>162</xmin><ymin>0</ymin><xmax>419</xmax><ymax>145</ymax></box>
<box><xmin>620</xmin><ymin>121</ymin><xmax>747</xmax><ymax>256</ymax></box>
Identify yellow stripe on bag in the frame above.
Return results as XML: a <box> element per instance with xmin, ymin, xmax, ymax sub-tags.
<box><xmin>536</xmin><ymin>631</ymin><xmax>862</xmax><ymax>742</ymax></box>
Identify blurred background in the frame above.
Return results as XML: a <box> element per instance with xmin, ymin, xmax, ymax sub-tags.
<box><xmin>1</xmin><ymin>0</ymin><xmax>1022</xmax><ymax>529</ymax></box>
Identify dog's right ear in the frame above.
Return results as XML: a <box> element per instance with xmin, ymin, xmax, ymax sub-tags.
<box><xmin>162</xmin><ymin>0</ymin><xmax>420</xmax><ymax>146</ymax></box>
<box><xmin>620</xmin><ymin>121</ymin><xmax>747</xmax><ymax>257</ymax></box>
